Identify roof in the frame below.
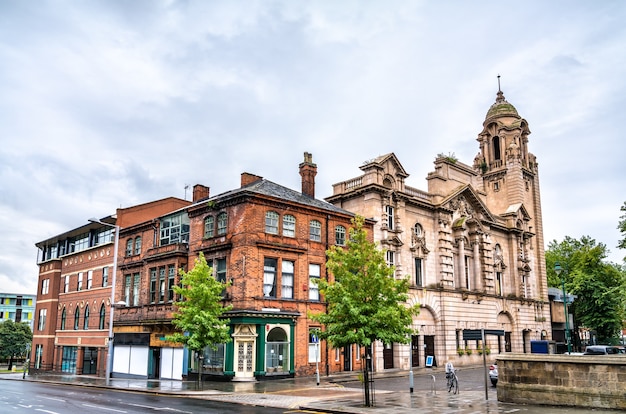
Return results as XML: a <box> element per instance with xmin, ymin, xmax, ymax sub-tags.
<box><xmin>204</xmin><ymin>178</ymin><xmax>355</xmax><ymax>216</ymax></box>
<box><xmin>485</xmin><ymin>90</ymin><xmax>520</xmax><ymax>121</ymax></box>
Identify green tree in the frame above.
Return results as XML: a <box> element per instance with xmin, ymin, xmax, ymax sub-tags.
<box><xmin>167</xmin><ymin>252</ymin><xmax>232</xmax><ymax>381</ymax></box>
<box><xmin>0</xmin><ymin>320</ymin><xmax>33</xmax><ymax>370</ymax></box>
<box><xmin>617</xmin><ymin>201</ymin><xmax>626</xmax><ymax>261</ymax></box>
<box><xmin>546</xmin><ymin>236</ymin><xmax>626</xmax><ymax>345</ymax></box>
<box><xmin>310</xmin><ymin>216</ymin><xmax>419</xmax><ymax>406</ymax></box>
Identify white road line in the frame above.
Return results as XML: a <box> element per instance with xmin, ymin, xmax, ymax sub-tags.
<box><xmin>40</xmin><ymin>396</ymin><xmax>66</xmax><ymax>402</ymax></box>
<box><xmin>35</xmin><ymin>410</ymin><xmax>60</xmax><ymax>414</ymax></box>
<box><xmin>82</xmin><ymin>403</ymin><xmax>128</xmax><ymax>413</ymax></box>
<box><xmin>127</xmin><ymin>403</ymin><xmax>192</xmax><ymax>413</ymax></box>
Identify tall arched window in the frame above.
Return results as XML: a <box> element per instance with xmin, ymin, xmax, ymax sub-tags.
<box><xmin>309</xmin><ymin>220</ymin><xmax>321</xmax><ymax>242</ymax></box>
<box><xmin>125</xmin><ymin>239</ymin><xmax>133</xmax><ymax>257</ymax></box>
<box><xmin>335</xmin><ymin>225</ymin><xmax>346</xmax><ymax>245</ymax></box>
<box><xmin>283</xmin><ymin>215</ymin><xmax>296</xmax><ymax>237</ymax></box>
<box><xmin>266</xmin><ymin>327</ymin><xmax>289</xmax><ymax>374</ymax></box>
<box><xmin>83</xmin><ymin>305</ymin><xmax>90</xmax><ymax>330</ymax></box>
<box><xmin>74</xmin><ymin>308</ymin><xmax>80</xmax><ymax>330</ymax></box>
<box><xmin>492</xmin><ymin>136</ymin><xmax>501</xmax><ymax>160</ymax></box>
<box><xmin>217</xmin><ymin>212</ymin><xmax>228</xmax><ymax>235</ymax></box>
<box><xmin>204</xmin><ymin>216</ymin><xmax>214</xmax><ymax>238</ymax></box>
<box><xmin>265</xmin><ymin>211</ymin><xmax>279</xmax><ymax>234</ymax></box>
<box><xmin>99</xmin><ymin>304</ymin><xmax>106</xmax><ymax>329</ymax></box>
<box><xmin>61</xmin><ymin>307</ymin><xmax>67</xmax><ymax>330</ymax></box>
<box><xmin>134</xmin><ymin>237</ymin><xmax>142</xmax><ymax>255</ymax></box>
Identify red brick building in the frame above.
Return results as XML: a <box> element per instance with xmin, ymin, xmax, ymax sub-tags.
<box><xmin>32</xmin><ymin>197</ymin><xmax>189</xmax><ymax>376</ymax></box>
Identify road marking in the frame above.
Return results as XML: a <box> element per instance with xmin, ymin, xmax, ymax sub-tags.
<box><xmin>82</xmin><ymin>403</ymin><xmax>128</xmax><ymax>413</ymax></box>
<box><xmin>127</xmin><ymin>403</ymin><xmax>191</xmax><ymax>413</ymax></box>
<box><xmin>41</xmin><ymin>396</ymin><xmax>66</xmax><ymax>402</ymax></box>
<box><xmin>35</xmin><ymin>410</ymin><xmax>60</xmax><ymax>414</ymax></box>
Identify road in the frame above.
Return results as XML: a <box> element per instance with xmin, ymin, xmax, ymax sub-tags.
<box><xmin>0</xmin><ymin>380</ymin><xmax>297</xmax><ymax>414</ymax></box>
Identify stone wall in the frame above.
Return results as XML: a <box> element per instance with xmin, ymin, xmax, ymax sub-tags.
<box><xmin>496</xmin><ymin>354</ymin><xmax>626</xmax><ymax>410</ymax></box>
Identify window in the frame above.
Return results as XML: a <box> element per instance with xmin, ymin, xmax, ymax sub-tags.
<box><xmin>35</xmin><ymin>344</ymin><xmax>43</xmax><ymax>369</ymax></box>
<box><xmin>73</xmin><ymin>309</ymin><xmax>79</xmax><ymax>330</ymax></box>
<box><xmin>415</xmin><ymin>258</ymin><xmax>423</xmax><ymax>287</ymax></box>
<box><xmin>495</xmin><ymin>271</ymin><xmax>502</xmax><ymax>296</ymax></box>
<box><xmin>64</xmin><ymin>275</ymin><xmax>69</xmax><ymax>293</ymax></box>
<box><xmin>310</xmin><ymin>220</ymin><xmax>321</xmax><ymax>242</ymax></box>
<box><xmin>77</xmin><ymin>272</ymin><xmax>83</xmax><ymax>291</ymax></box>
<box><xmin>150</xmin><ymin>269</ymin><xmax>157</xmax><ymax>303</ymax></box>
<box><xmin>266</xmin><ymin>327</ymin><xmax>289</xmax><ymax>374</ymax></box>
<box><xmin>217</xmin><ymin>212</ymin><xmax>228</xmax><ymax>235</ymax></box>
<box><xmin>83</xmin><ymin>305</ymin><xmax>89</xmax><ymax>330</ymax></box>
<box><xmin>263</xmin><ymin>258</ymin><xmax>277</xmax><ymax>298</ymax></box>
<box><xmin>99</xmin><ymin>304</ymin><xmax>105</xmax><ymax>329</ymax></box>
<box><xmin>413</xmin><ymin>223</ymin><xmax>423</xmax><ymax>237</ymax></box>
<box><xmin>215</xmin><ymin>259</ymin><xmax>226</xmax><ymax>283</ymax></box>
<box><xmin>125</xmin><ymin>274</ymin><xmax>132</xmax><ymax>306</ymax></box>
<box><xmin>464</xmin><ymin>256</ymin><xmax>471</xmax><ymax>289</ymax></box>
<box><xmin>385</xmin><ymin>205</ymin><xmax>394</xmax><ymax>230</ymax></box>
<box><xmin>203</xmin><ymin>343</ymin><xmax>225</xmax><ymax>371</ymax></box>
<box><xmin>386</xmin><ymin>251</ymin><xmax>395</xmax><ymax>267</ymax></box>
<box><xmin>168</xmin><ymin>265</ymin><xmax>176</xmax><ymax>302</ymax></box>
<box><xmin>125</xmin><ymin>239</ymin><xmax>133</xmax><ymax>256</ymax></box>
<box><xmin>41</xmin><ymin>279</ymin><xmax>49</xmax><ymax>295</ymax></box>
<box><xmin>160</xmin><ymin>213</ymin><xmax>190</xmax><ymax>245</ymax></box>
<box><xmin>281</xmin><ymin>260</ymin><xmax>294</xmax><ymax>299</ymax></box>
<box><xmin>61</xmin><ymin>307</ymin><xmax>66</xmax><ymax>330</ymax></box>
<box><xmin>102</xmin><ymin>267</ymin><xmax>109</xmax><ymax>287</ymax></box>
<box><xmin>283</xmin><ymin>215</ymin><xmax>296</xmax><ymax>237</ymax></box>
<box><xmin>159</xmin><ymin>267</ymin><xmax>166</xmax><ymax>302</ymax></box>
<box><xmin>132</xmin><ymin>273</ymin><xmax>140</xmax><ymax>306</ymax></box>
<box><xmin>134</xmin><ymin>237</ymin><xmax>142</xmax><ymax>255</ymax></box>
<box><xmin>265</xmin><ymin>211</ymin><xmax>279</xmax><ymax>234</ymax></box>
<box><xmin>87</xmin><ymin>270</ymin><xmax>93</xmax><ymax>289</ymax></box>
<box><xmin>335</xmin><ymin>225</ymin><xmax>346</xmax><ymax>245</ymax></box>
<box><xmin>96</xmin><ymin>228</ymin><xmax>113</xmax><ymax>245</ymax></box>
<box><xmin>308</xmin><ymin>328</ymin><xmax>320</xmax><ymax>363</ymax></box>
<box><xmin>72</xmin><ymin>232</ymin><xmax>90</xmax><ymax>253</ymax></box>
<box><xmin>309</xmin><ymin>264</ymin><xmax>320</xmax><ymax>301</ymax></box>
<box><xmin>204</xmin><ymin>216</ymin><xmax>214</xmax><ymax>238</ymax></box>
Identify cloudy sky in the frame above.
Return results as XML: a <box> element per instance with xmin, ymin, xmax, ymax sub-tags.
<box><xmin>1</xmin><ymin>0</ymin><xmax>625</xmax><ymax>295</ymax></box>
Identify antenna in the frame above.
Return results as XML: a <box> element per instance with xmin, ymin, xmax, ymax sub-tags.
<box><xmin>497</xmin><ymin>74</ymin><xmax>501</xmax><ymax>92</ymax></box>
<box><xmin>184</xmin><ymin>184</ymin><xmax>190</xmax><ymax>200</ymax></box>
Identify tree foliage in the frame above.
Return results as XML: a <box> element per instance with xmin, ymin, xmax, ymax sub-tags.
<box><xmin>167</xmin><ymin>252</ymin><xmax>232</xmax><ymax>352</ymax></box>
<box><xmin>310</xmin><ymin>216</ymin><xmax>420</xmax><ymax>349</ymax></box>
<box><xmin>545</xmin><ymin>236</ymin><xmax>626</xmax><ymax>344</ymax></box>
<box><xmin>0</xmin><ymin>320</ymin><xmax>33</xmax><ymax>364</ymax></box>
<box><xmin>618</xmin><ymin>201</ymin><xmax>626</xmax><ymax>261</ymax></box>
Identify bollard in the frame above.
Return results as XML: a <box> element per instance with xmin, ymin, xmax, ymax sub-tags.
<box><xmin>430</xmin><ymin>374</ymin><xmax>436</xmax><ymax>394</ymax></box>
<box><xmin>409</xmin><ymin>370</ymin><xmax>414</xmax><ymax>393</ymax></box>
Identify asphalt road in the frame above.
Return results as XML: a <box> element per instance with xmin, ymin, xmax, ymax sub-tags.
<box><xmin>0</xmin><ymin>380</ymin><xmax>293</xmax><ymax>414</ymax></box>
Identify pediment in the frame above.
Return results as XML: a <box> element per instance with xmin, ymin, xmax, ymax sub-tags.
<box><xmin>360</xmin><ymin>153</ymin><xmax>409</xmax><ymax>179</ymax></box>
<box><xmin>440</xmin><ymin>185</ymin><xmax>495</xmax><ymax>224</ymax></box>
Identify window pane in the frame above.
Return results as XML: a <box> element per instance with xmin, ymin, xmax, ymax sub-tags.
<box><xmin>283</xmin><ymin>215</ymin><xmax>296</xmax><ymax>237</ymax></box>
<box><xmin>335</xmin><ymin>226</ymin><xmax>346</xmax><ymax>245</ymax></box>
<box><xmin>281</xmin><ymin>260</ymin><xmax>294</xmax><ymax>299</ymax></box>
<box><xmin>309</xmin><ymin>264</ymin><xmax>320</xmax><ymax>301</ymax></box>
<box><xmin>265</xmin><ymin>211</ymin><xmax>279</xmax><ymax>234</ymax></box>
<box><xmin>263</xmin><ymin>258</ymin><xmax>277</xmax><ymax>298</ymax></box>
<box><xmin>310</xmin><ymin>220</ymin><xmax>321</xmax><ymax>242</ymax></box>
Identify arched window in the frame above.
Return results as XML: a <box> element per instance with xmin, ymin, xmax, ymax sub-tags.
<box><xmin>204</xmin><ymin>216</ymin><xmax>214</xmax><ymax>238</ymax></box>
<box><xmin>265</xmin><ymin>211</ymin><xmax>279</xmax><ymax>234</ymax></box>
<box><xmin>99</xmin><ymin>304</ymin><xmax>106</xmax><ymax>329</ymax></box>
<box><xmin>492</xmin><ymin>136</ymin><xmax>501</xmax><ymax>160</ymax></box>
<box><xmin>217</xmin><ymin>212</ymin><xmax>228</xmax><ymax>235</ymax></box>
<box><xmin>83</xmin><ymin>305</ymin><xmax>89</xmax><ymax>330</ymax></box>
<box><xmin>309</xmin><ymin>220</ymin><xmax>321</xmax><ymax>242</ymax></box>
<box><xmin>283</xmin><ymin>215</ymin><xmax>296</xmax><ymax>237</ymax></box>
<box><xmin>266</xmin><ymin>327</ymin><xmax>289</xmax><ymax>374</ymax></box>
<box><xmin>134</xmin><ymin>237</ymin><xmax>142</xmax><ymax>255</ymax></box>
<box><xmin>413</xmin><ymin>223</ymin><xmax>423</xmax><ymax>237</ymax></box>
<box><xmin>125</xmin><ymin>239</ymin><xmax>133</xmax><ymax>257</ymax></box>
<box><xmin>74</xmin><ymin>308</ymin><xmax>80</xmax><ymax>330</ymax></box>
<box><xmin>335</xmin><ymin>225</ymin><xmax>346</xmax><ymax>245</ymax></box>
<box><xmin>61</xmin><ymin>307</ymin><xmax>67</xmax><ymax>330</ymax></box>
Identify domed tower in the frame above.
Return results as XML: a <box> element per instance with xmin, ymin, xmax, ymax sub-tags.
<box><xmin>473</xmin><ymin>84</ymin><xmax>548</xmax><ymax>304</ymax></box>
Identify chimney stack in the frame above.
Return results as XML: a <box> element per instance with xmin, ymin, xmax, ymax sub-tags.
<box><xmin>241</xmin><ymin>172</ymin><xmax>263</xmax><ymax>187</ymax></box>
<box><xmin>299</xmin><ymin>152</ymin><xmax>317</xmax><ymax>198</ymax></box>
<box><xmin>192</xmin><ymin>184</ymin><xmax>210</xmax><ymax>202</ymax></box>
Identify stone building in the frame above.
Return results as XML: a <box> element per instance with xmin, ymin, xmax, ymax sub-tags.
<box><xmin>326</xmin><ymin>89</ymin><xmax>551</xmax><ymax>370</ymax></box>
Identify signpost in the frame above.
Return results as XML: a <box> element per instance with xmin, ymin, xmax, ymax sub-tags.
<box><xmin>312</xmin><ymin>334</ymin><xmax>320</xmax><ymax>386</ymax></box>
<box><xmin>463</xmin><ymin>329</ymin><xmax>504</xmax><ymax>400</ymax></box>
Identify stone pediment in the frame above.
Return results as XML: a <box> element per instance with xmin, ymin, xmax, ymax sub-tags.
<box><xmin>502</xmin><ymin>203</ymin><xmax>532</xmax><ymax>231</ymax></box>
<box><xmin>382</xmin><ymin>235</ymin><xmax>404</xmax><ymax>247</ymax></box>
<box><xmin>360</xmin><ymin>153</ymin><xmax>409</xmax><ymax>179</ymax></box>
<box><xmin>440</xmin><ymin>185</ymin><xmax>495</xmax><ymax>224</ymax></box>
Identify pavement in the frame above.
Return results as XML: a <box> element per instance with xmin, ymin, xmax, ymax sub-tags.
<box><xmin>0</xmin><ymin>366</ymin><xmax>599</xmax><ymax>413</ymax></box>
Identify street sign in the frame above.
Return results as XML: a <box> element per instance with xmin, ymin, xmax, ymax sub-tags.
<box><xmin>463</xmin><ymin>329</ymin><xmax>505</xmax><ymax>341</ymax></box>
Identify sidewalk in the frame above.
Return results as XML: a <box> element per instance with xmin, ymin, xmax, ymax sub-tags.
<box><xmin>0</xmin><ymin>366</ymin><xmax>508</xmax><ymax>413</ymax></box>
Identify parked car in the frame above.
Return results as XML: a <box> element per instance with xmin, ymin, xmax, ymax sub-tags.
<box><xmin>583</xmin><ymin>345</ymin><xmax>624</xmax><ymax>355</ymax></box>
<box><xmin>489</xmin><ymin>363</ymin><xmax>498</xmax><ymax>386</ymax></box>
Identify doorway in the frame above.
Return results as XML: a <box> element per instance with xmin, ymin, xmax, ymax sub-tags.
<box><xmin>424</xmin><ymin>335</ymin><xmax>436</xmax><ymax>366</ymax></box>
<box><xmin>411</xmin><ymin>335</ymin><xmax>420</xmax><ymax>367</ymax></box>
<box><xmin>148</xmin><ymin>347</ymin><xmax>161</xmax><ymax>379</ymax></box>
<box><xmin>383</xmin><ymin>343</ymin><xmax>394</xmax><ymax>369</ymax></box>
<box><xmin>82</xmin><ymin>347</ymin><xmax>98</xmax><ymax>375</ymax></box>
<box><xmin>343</xmin><ymin>346</ymin><xmax>352</xmax><ymax>371</ymax></box>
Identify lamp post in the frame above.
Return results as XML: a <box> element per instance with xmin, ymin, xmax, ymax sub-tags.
<box><xmin>89</xmin><ymin>218</ymin><xmax>119</xmax><ymax>386</ymax></box>
<box><xmin>554</xmin><ymin>262</ymin><xmax>571</xmax><ymax>354</ymax></box>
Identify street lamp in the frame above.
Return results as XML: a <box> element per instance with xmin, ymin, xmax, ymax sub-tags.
<box><xmin>89</xmin><ymin>218</ymin><xmax>119</xmax><ymax>386</ymax></box>
<box><xmin>554</xmin><ymin>262</ymin><xmax>572</xmax><ymax>354</ymax></box>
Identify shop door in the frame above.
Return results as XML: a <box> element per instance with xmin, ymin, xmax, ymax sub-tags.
<box><xmin>424</xmin><ymin>335</ymin><xmax>436</xmax><ymax>366</ymax></box>
<box><xmin>236</xmin><ymin>341</ymin><xmax>255</xmax><ymax>378</ymax></box>
<box><xmin>383</xmin><ymin>343</ymin><xmax>394</xmax><ymax>369</ymax></box>
<box><xmin>148</xmin><ymin>347</ymin><xmax>161</xmax><ymax>379</ymax></box>
<box><xmin>411</xmin><ymin>335</ymin><xmax>420</xmax><ymax>367</ymax></box>
<box><xmin>82</xmin><ymin>347</ymin><xmax>98</xmax><ymax>375</ymax></box>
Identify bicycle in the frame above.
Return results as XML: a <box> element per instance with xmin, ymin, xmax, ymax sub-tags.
<box><xmin>446</xmin><ymin>369</ymin><xmax>459</xmax><ymax>394</ymax></box>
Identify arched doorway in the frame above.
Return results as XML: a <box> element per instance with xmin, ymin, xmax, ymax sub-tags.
<box><xmin>266</xmin><ymin>327</ymin><xmax>289</xmax><ymax>375</ymax></box>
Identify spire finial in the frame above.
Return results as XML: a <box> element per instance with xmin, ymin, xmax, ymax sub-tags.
<box><xmin>497</xmin><ymin>74</ymin><xmax>501</xmax><ymax>92</ymax></box>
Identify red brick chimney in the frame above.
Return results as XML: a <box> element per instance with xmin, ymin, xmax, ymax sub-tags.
<box><xmin>299</xmin><ymin>152</ymin><xmax>317</xmax><ymax>198</ymax></box>
<box><xmin>241</xmin><ymin>172</ymin><xmax>263</xmax><ymax>187</ymax></box>
<box><xmin>192</xmin><ymin>184</ymin><xmax>210</xmax><ymax>202</ymax></box>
